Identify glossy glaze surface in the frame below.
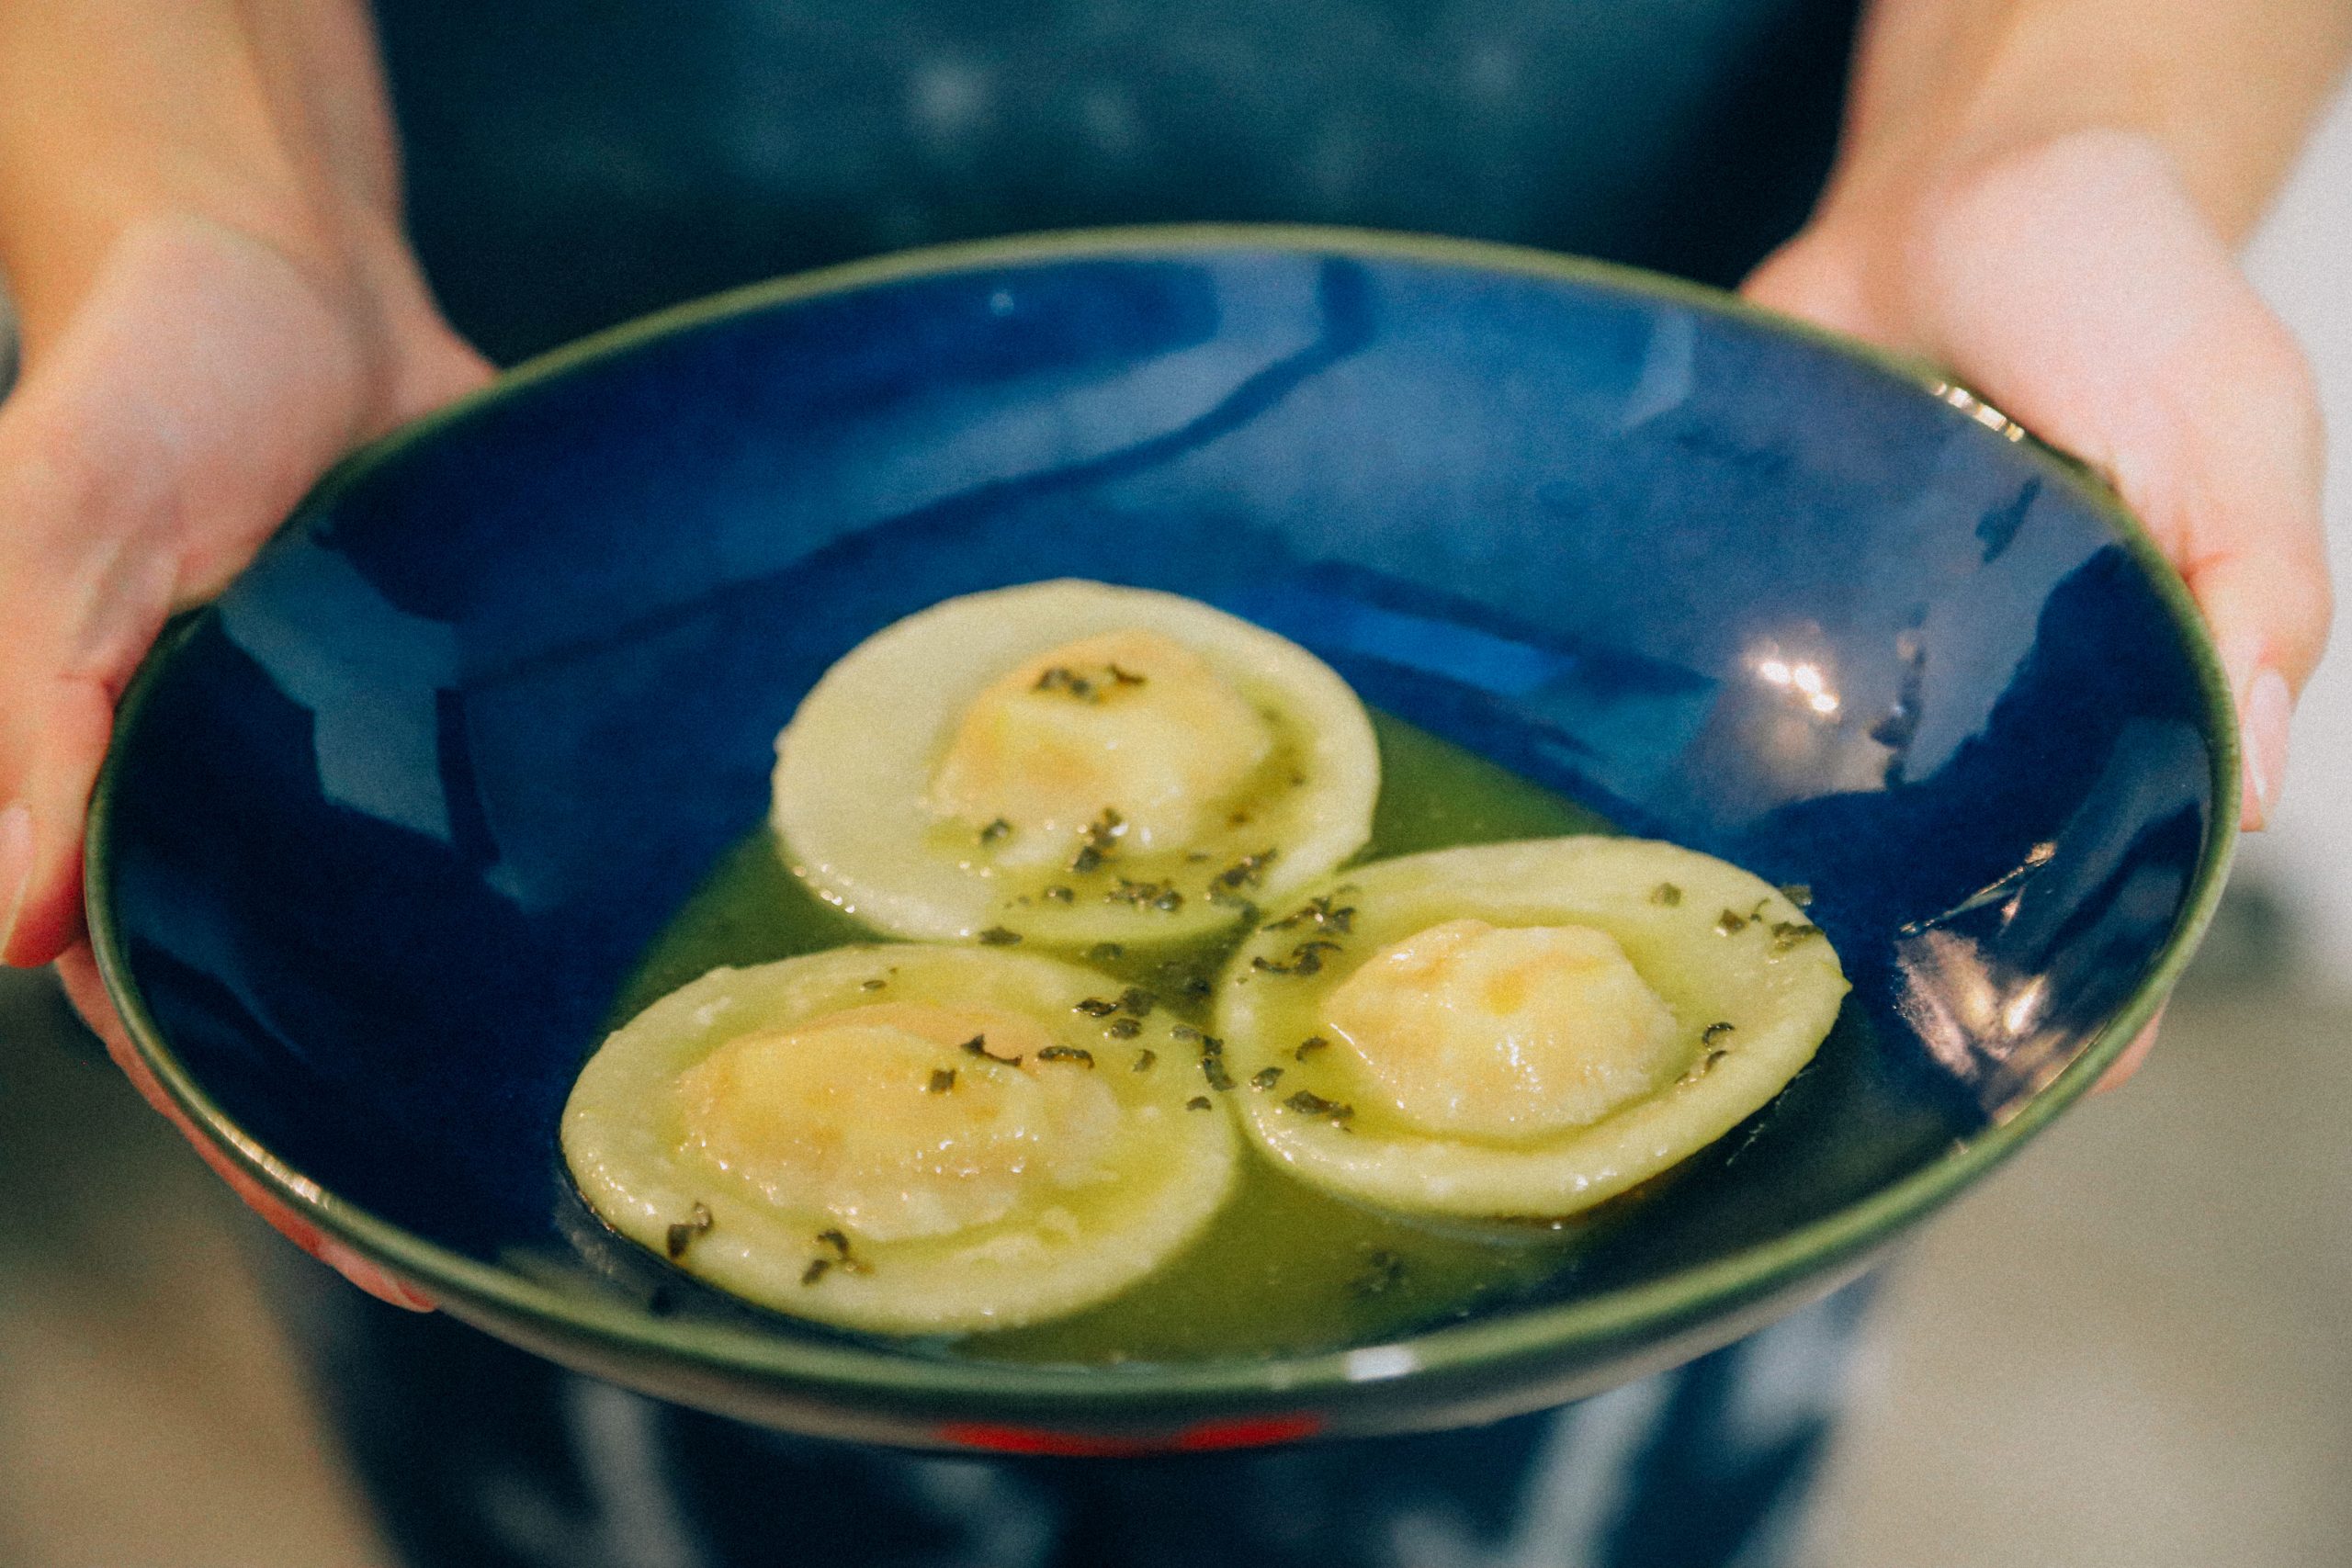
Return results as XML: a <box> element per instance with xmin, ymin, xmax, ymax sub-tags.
<box><xmin>88</xmin><ymin>228</ymin><xmax>2233</xmax><ymax>1448</ymax></box>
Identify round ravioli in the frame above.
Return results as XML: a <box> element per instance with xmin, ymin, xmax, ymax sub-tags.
<box><xmin>771</xmin><ymin>580</ymin><xmax>1378</xmax><ymax>946</ymax></box>
<box><xmin>1215</xmin><ymin>839</ymin><xmax>1848</xmax><ymax>1219</ymax></box>
<box><xmin>563</xmin><ymin>944</ymin><xmax>1238</xmax><ymax>1334</ymax></box>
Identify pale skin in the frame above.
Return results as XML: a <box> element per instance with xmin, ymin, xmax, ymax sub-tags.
<box><xmin>0</xmin><ymin>0</ymin><xmax>2341</xmax><ymax>1303</ymax></box>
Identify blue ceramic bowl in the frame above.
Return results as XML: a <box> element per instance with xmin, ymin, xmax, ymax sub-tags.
<box><xmin>88</xmin><ymin>227</ymin><xmax>2233</xmax><ymax>1452</ymax></box>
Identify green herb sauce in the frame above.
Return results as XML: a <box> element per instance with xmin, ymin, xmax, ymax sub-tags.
<box><xmin>612</xmin><ymin>711</ymin><xmax>1632</xmax><ymax>1364</ymax></box>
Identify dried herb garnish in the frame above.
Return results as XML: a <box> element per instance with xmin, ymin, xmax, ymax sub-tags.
<box><xmin>1109</xmin><ymin>877</ymin><xmax>1184</xmax><ymax>912</ymax></box>
<box><xmin>978</xmin><ymin>818</ymin><xmax>1013</xmax><ymax>845</ymax></box>
<box><xmin>1070</xmin><ymin>844</ymin><xmax>1106</xmax><ymax>875</ymax></box>
<box><xmin>1074</xmin><ymin>997</ymin><xmax>1120</xmax><ymax>1017</ymax></box>
<box><xmin>1107</xmin><ymin>663</ymin><xmax>1148</xmax><ymax>687</ymax></box>
<box><xmin>1252</xmin><ymin>938</ymin><xmax>1345</xmax><ymax>976</ymax></box>
<box><xmin>961</xmin><ymin>1034</ymin><xmax>1022</xmax><ymax>1066</ymax></box>
<box><xmin>1085</xmin><ymin>942</ymin><xmax>1125</xmax><ymax>962</ymax></box>
<box><xmin>1250</xmin><ymin>1066</ymin><xmax>1284</xmax><ymax>1091</ymax></box>
<box><xmin>1208</xmin><ymin>851</ymin><xmax>1278</xmax><ymax>904</ymax></box>
<box><xmin>1117</xmin><ymin>987</ymin><xmax>1156</xmax><ymax>1017</ymax></box>
<box><xmin>1069</xmin><ymin>808</ymin><xmax>1126</xmax><ymax>875</ymax></box>
<box><xmin>1680</xmin><ymin>1047</ymin><xmax>1730</xmax><ymax>1084</ymax></box>
<box><xmin>1186</xmin><ymin>1096</ymin><xmax>1213</xmax><ymax>1111</ymax></box>
<box><xmin>1032</xmin><ymin>666</ymin><xmax>1098</xmax><ymax>700</ymax></box>
<box><xmin>1268</xmin><ymin>893</ymin><xmax>1355</xmax><ymax>934</ymax></box>
<box><xmin>1714</xmin><ymin>908</ymin><xmax>1748</xmax><ymax>936</ymax></box>
<box><xmin>1768</xmin><ymin>920</ymin><xmax>1824</xmax><ymax>954</ymax></box>
<box><xmin>801</xmin><ymin>1258</ymin><xmax>832</xmax><ymax>1286</ymax></box>
<box><xmin>664</xmin><ymin>1201</ymin><xmax>714</xmax><ymax>1260</ymax></box>
<box><xmin>859</xmin><ymin>977</ymin><xmax>888</xmax><ymax>991</ymax></box>
<box><xmin>1350</xmin><ymin>1249</ymin><xmax>1406</xmax><ymax>1299</ymax></box>
<box><xmin>1650</xmin><ymin>882</ymin><xmax>1682</xmax><ymax>907</ymax></box>
<box><xmin>1170</xmin><ymin>1024</ymin><xmax>1204</xmax><ymax>1043</ymax></box>
<box><xmin>1188</xmin><ymin>1032</ymin><xmax>1235</xmax><ymax>1092</ymax></box>
<box><xmin>1295</xmin><ymin>1035</ymin><xmax>1331</xmax><ymax>1062</ymax></box>
<box><xmin>1180</xmin><ymin>976</ymin><xmax>1214</xmax><ymax>999</ymax></box>
<box><xmin>1106</xmin><ymin>1017</ymin><xmax>1143</xmax><ymax>1039</ymax></box>
<box><xmin>811</xmin><ymin>1228</ymin><xmax>870</xmax><ymax>1276</ymax></box>
<box><xmin>1043</xmin><ymin>885</ymin><xmax>1076</xmax><ymax>905</ymax></box>
<box><xmin>1133</xmin><ymin>1048</ymin><xmax>1158</xmax><ymax>1072</ymax></box>
<box><xmin>927</xmin><ymin>1068</ymin><xmax>957</xmax><ymax>1093</ymax></box>
<box><xmin>978</xmin><ymin>926</ymin><xmax>1023</xmax><ymax>946</ymax></box>
<box><xmin>1703</xmin><ymin>1021</ymin><xmax>1736</xmax><ymax>1045</ymax></box>
<box><xmin>1778</xmin><ymin>883</ymin><xmax>1814</xmax><ymax>908</ymax></box>
<box><xmin>1037</xmin><ymin>1044</ymin><xmax>1096</xmax><ymax>1067</ymax></box>
<box><xmin>1283</xmin><ymin>1089</ymin><xmax>1355</xmax><ymax>1125</ymax></box>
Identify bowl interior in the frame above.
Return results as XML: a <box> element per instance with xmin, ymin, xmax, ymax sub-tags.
<box><xmin>92</xmin><ymin>231</ymin><xmax>2226</xmax><ymax>1422</ymax></box>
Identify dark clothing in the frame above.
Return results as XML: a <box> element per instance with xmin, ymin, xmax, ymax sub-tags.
<box><xmin>376</xmin><ymin>1</ymin><xmax>1860</xmax><ymax>364</ymax></box>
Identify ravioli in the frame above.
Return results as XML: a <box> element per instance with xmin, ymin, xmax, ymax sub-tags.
<box><xmin>1215</xmin><ymin>839</ymin><xmax>1848</xmax><ymax>1219</ymax></box>
<box><xmin>562</xmin><ymin>944</ymin><xmax>1238</xmax><ymax>1334</ymax></box>
<box><xmin>771</xmin><ymin>581</ymin><xmax>1379</xmax><ymax>947</ymax></box>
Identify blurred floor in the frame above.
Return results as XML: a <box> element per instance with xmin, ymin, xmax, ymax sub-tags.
<box><xmin>0</xmin><ymin>971</ymin><xmax>392</xmax><ymax>1568</ymax></box>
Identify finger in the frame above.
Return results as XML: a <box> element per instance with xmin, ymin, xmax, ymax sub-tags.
<box><xmin>1898</xmin><ymin>134</ymin><xmax>2329</xmax><ymax>829</ymax></box>
<box><xmin>53</xmin><ymin>943</ymin><xmax>436</xmax><ymax>1311</ymax></box>
<box><xmin>2093</xmin><ymin>1001</ymin><xmax>2167</xmax><ymax>1094</ymax></box>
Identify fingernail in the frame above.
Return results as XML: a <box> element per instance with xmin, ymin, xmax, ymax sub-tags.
<box><xmin>2242</xmin><ymin>668</ymin><xmax>2291</xmax><ymax>830</ymax></box>
<box><xmin>0</xmin><ymin>804</ymin><xmax>32</xmax><ymax>964</ymax></box>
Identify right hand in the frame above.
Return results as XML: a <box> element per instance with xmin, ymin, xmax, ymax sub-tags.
<box><xmin>0</xmin><ymin>208</ymin><xmax>489</xmax><ymax>1307</ymax></box>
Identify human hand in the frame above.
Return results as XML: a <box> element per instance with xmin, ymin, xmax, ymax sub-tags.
<box><xmin>0</xmin><ymin>1</ymin><xmax>490</xmax><ymax>1303</ymax></box>
<box><xmin>1746</xmin><ymin>129</ymin><xmax>2329</xmax><ymax>1085</ymax></box>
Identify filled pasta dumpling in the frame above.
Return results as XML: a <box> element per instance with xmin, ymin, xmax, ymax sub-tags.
<box><xmin>771</xmin><ymin>580</ymin><xmax>1379</xmax><ymax>947</ymax></box>
<box><xmin>1214</xmin><ymin>839</ymin><xmax>1848</xmax><ymax>1219</ymax></box>
<box><xmin>563</xmin><ymin>945</ymin><xmax>1238</xmax><ymax>1334</ymax></box>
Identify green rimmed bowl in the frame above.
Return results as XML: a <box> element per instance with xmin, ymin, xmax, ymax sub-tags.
<box><xmin>88</xmin><ymin>227</ymin><xmax>2233</xmax><ymax>1451</ymax></box>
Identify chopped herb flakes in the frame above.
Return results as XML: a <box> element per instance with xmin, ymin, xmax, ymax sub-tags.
<box><xmin>1714</xmin><ymin>908</ymin><xmax>1748</xmax><ymax>936</ymax></box>
<box><xmin>1117</xmin><ymin>987</ymin><xmax>1156</xmax><ymax>1017</ymax></box>
<box><xmin>1075</xmin><ymin>997</ymin><xmax>1120</xmax><ymax>1017</ymax></box>
<box><xmin>1650</xmin><ymin>882</ymin><xmax>1682</xmax><ymax>907</ymax></box>
<box><xmin>1769</xmin><ymin>920</ymin><xmax>1824</xmax><ymax>954</ymax></box>
<box><xmin>1350</xmin><ymin>1250</ymin><xmax>1406</xmax><ymax>1299</ymax></box>
<box><xmin>1109</xmin><ymin>877</ymin><xmax>1184</xmax><ymax>912</ymax></box>
<box><xmin>1208</xmin><ymin>851</ymin><xmax>1277</xmax><ymax>904</ymax></box>
<box><xmin>1106</xmin><ymin>1017</ymin><xmax>1143</xmax><ymax>1039</ymax></box>
<box><xmin>961</xmin><ymin>1034</ymin><xmax>1023</xmax><ymax>1066</ymax></box>
<box><xmin>927</xmin><ymin>1068</ymin><xmax>957</xmax><ymax>1094</ymax></box>
<box><xmin>664</xmin><ymin>1201</ymin><xmax>714</xmax><ymax>1260</ymax></box>
<box><xmin>1250</xmin><ymin>1066</ymin><xmax>1284</xmax><ymax>1091</ymax></box>
<box><xmin>1295</xmin><ymin>1035</ymin><xmax>1331</xmax><ymax>1062</ymax></box>
<box><xmin>808</xmin><ymin>1228</ymin><xmax>869</xmax><ymax>1281</ymax></box>
<box><xmin>1037</xmin><ymin>1045</ymin><xmax>1096</xmax><ymax>1067</ymax></box>
<box><xmin>1703</xmin><ymin>1021</ymin><xmax>1736</xmax><ymax>1045</ymax></box>
<box><xmin>1252</xmin><ymin>938</ymin><xmax>1345</xmax><ymax>976</ymax></box>
<box><xmin>1269</xmin><ymin>894</ymin><xmax>1355</xmax><ymax>934</ymax></box>
<box><xmin>859</xmin><ymin>977</ymin><xmax>887</xmax><ymax>991</ymax></box>
<box><xmin>978</xmin><ymin>818</ymin><xmax>1012</xmax><ymax>845</ymax></box>
<box><xmin>978</xmin><ymin>926</ymin><xmax>1023</xmax><ymax>945</ymax></box>
<box><xmin>1186</xmin><ymin>1096</ymin><xmax>1213</xmax><ymax>1111</ymax></box>
<box><xmin>1283</xmin><ymin>1089</ymin><xmax>1355</xmax><ymax>1125</ymax></box>
<box><xmin>1133</xmin><ymin>1048</ymin><xmax>1158</xmax><ymax>1072</ymax></box>
<box><xmin>1778</xmin><ymin>883</ymin><xmax>1814</xmax><ymax>908</ymax></box>
<box><xmin>1043</xmin><ymin>885</ymin><xmax>1076</xmax><ymax>904</ymax></box>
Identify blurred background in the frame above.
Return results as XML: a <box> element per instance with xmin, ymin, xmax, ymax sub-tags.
<box><xmin>2</xmin><ymin>81</ymin><xmax>2348</xmax><ymax>1568</ymax></box>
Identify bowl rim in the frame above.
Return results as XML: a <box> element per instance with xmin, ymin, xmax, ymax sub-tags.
<box><xmin>85</xmin><ymin>221</ymin><xmax>2241</xmax><ymax>1416</ymax></box>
